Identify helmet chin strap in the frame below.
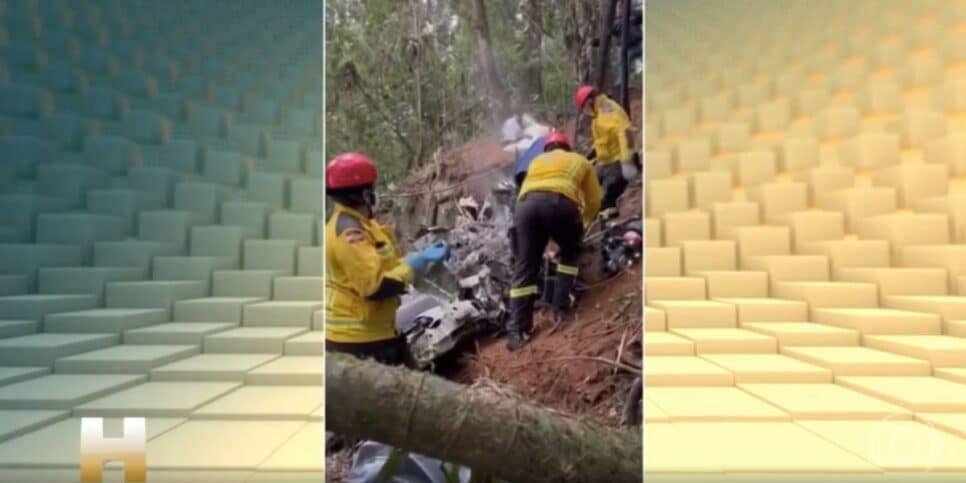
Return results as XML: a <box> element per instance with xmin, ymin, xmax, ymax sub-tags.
<box><xmin>362</xmin><ymin>188</ymin><xmax>377</xmax><ymax>217</ymax></box>
<box><xmin>328</xmin><ymin>188</ymin><xmax>375</xmax><ymax>218</ymax></box>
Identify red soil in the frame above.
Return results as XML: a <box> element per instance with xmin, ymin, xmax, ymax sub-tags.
<box><xmin>456</xmin><ymin>264</ymin><xmax>642</xmax><ymax>425</ymax></box>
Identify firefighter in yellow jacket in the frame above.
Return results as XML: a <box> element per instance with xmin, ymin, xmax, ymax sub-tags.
<box><xmin>574</xmin><ymin>85</ymin><xmax>637</xmax><ymax>222</ymax></box>
<box><xmin>506</xmin><ymin>131</ymin><xmax>602</xmax><ymax>351</ymax></box>
<box><xmin>324</xmin><ymin>152</ymin><xmax>449</xmax><ymax>365</ymax></box>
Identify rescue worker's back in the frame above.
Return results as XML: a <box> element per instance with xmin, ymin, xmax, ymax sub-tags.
<box><xmin>506</xmin><ymin>132</ymin><xmax>601</xmax><ymax>351</ymax></box>
<box><xmin>591</xmin><ymin>94</ymin><xmax>632</xmax><ymax>165</ymax></box>
<box><xmin>518</xmin><ymin>148</ymin><xmax>602</xmax><ymax>228</ymax></box>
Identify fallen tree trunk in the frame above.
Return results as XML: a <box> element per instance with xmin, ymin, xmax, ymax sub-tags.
<box><xmin>326</xmin><ymin>353</ymin><xmax>642</xmax><ymax>483</ymax></box>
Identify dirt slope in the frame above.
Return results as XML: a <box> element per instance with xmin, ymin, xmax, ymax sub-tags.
<box><xmin>395</xmin><ymin>89</ymin><xmax>644</xmax><ymax>426</ymax></box>
<box><xmin>456</xmin><ymin>183</ymin><xmax>642</xmax><ymax>426</ymax></box>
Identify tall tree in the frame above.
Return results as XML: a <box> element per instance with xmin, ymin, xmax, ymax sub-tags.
<box><xmin>563</xmin><ymin>0</ymin><xmax>601</xmax><ymax>84</ymax></box>
<box><xmin>407</xmin><ymin>0</ymin><xmax>426</xmax><ymax>170</ymax></box>
<box><xmin>522</xmin><ymin>0</ymin><xmax>544</xmax><ymax>103</ymax></box>
<box><xmin>470</xmin><ymin>0</ymin><xmax>511</xmax><ymax>121</ymax></box>
<box><xmin>326</xmin><ymin>0</ymin><xmax>605</xmax><ymax>184</ymax></box>
<box><xmin>593</xmin><ymin>0</ymin><xmax>619</xmax><ymax>89</ymax></box>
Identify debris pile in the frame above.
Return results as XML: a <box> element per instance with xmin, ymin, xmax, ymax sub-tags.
<box><xmin>399</xmin><ymin>178</ymin><xmax>518</xmax><ymax>369</ymax></box>
<box><xmin>413</xmin><ymin>178</ymin><xmax>516</xmax><ymax>323</ymax></box>
<box><xmin>599</xmin><ymin>217</ymin><xmax>644</xmax><ymax>275</ymax></box>
<box><xmin>403</xmin><ymin>300</ymin><xmax>482</xmax><ymax>369</ymax></box>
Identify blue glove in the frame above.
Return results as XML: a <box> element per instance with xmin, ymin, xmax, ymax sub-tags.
<box><xmin>422</xmin><ymin>242</ymin><xmax>450</xmax><ymax>262</ymax></box>
<box><xmin>405</xmin><ymin>242</ymin><xmax>450</xmax><ymax>272</ymax></box>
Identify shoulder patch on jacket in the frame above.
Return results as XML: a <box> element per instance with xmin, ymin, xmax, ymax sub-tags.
<box><xmin>335</xmin><ymin>212</ymin><xmax>363</xmax><ymax>236</ymax></box>
<box><xmin>600</xmin><ymin>102</ymin><xmax>614</xmax><ymax>113</ymax></box>
<box><xmin>341</xmin><ymin>228</ymin><xmax>366</xmax><ymax>244</ymax></box>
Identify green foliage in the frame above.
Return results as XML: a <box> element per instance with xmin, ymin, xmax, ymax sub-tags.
<box><xmin>325</xmin><ymin>0</ymin><xmax>581</xmax><ymax>185</ymax></box>
<box><xmin>376</xmin><ymin>447</ymin><xmax>409</xmax><ymax>482</ymax></box>
<box><xmin>442</xmin><ymin>461</ymin><xmax>462</xmax><ymax>483</ymax></box>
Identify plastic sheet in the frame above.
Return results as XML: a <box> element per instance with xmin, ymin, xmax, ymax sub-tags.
<box><xmin>347</xmin><ymin>441</ymin><xmax>473</xmax><ymax>483</ymax></box>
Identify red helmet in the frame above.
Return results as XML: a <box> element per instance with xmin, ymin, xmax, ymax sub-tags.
<box><xmin>574</xmin><ymin>85</ymin><xmax>597</xmax><ymax>110</ymax></box>
<box><xmin>326</xmin><ymin>152</ymin><xmax>378</xmax><ymax>189</ymax></box>
<box><xmin>544</xmin><ymin>131</ymin><xmax>571</xmax><ymax>150</ymax></box>
<box><xmin>623</xmin><ymin>230</ymin><xmax>642</xmax><ymax>247</ymax></box>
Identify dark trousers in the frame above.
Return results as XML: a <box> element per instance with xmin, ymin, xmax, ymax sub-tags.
<box><xmin>508</xmin><ymin>191</ymin><xmax>583</xmax><ymax>334</ymax></box>
<box><xmin>597</xmin><ymin>162</ymin><xmax>627</xmax><ymax>220</ymax></box>
<box><xmin>325</xmin><ymin>337</ymin><xmax>412</xmax><ymax>367</ymax></box>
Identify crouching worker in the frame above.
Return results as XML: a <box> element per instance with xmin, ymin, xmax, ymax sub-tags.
<box><xmin>574</xmin><ymin>84</ymin><xmax>637</xmax><ymax>222</ymax></box>
<box><xmin>324</xmin><ymin>152</ymin><xmax>450</xmax><ymax>366</ymax></box>
<box><xmin>507</xmin><ymin>131</ymin><xmax>601</xmax><ymax>351</ymax></box>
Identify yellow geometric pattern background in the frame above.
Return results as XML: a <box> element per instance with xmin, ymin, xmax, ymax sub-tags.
<box><xmin>646</xmin><ymin>0</ymin><xmax>966</xmax><ymax>476</ymax></box>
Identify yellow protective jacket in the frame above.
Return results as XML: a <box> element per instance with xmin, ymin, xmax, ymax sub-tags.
<box><xmin>518</xmin><ymin>149</ymin><xmax>602</xmax><ymax>228</ymax></box>
<box><xmin>324</xmin><ymin>203</ymin><xmax>414</xmax><ymax>343</ymax></box>
<box><xmin>591</xmin><ymin>94</ymin><xmax>632</xmax><ymax>165</ymax></box>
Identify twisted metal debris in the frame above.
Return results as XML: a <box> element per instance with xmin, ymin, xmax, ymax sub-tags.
<box><xmin>413</xmin><ymin>178</ymin><xmax>517</xmax><ymax>324</ymax></box>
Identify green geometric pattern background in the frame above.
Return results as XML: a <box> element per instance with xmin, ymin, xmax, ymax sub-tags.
<box><xmin>0</xmin><ymin>1</ymin><xmax>323</xmax><ymax>480</ymax></box>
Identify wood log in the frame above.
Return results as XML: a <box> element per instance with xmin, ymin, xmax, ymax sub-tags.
<box><xmin>325</xmin><ymin>353</ymin><xmax>642</xmax><ymax>483</ymax></box>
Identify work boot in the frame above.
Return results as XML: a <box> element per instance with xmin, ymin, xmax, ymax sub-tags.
<box><xmin>506</xmin><ymin>296</ymin><xmax>534</xmax><ymax>351</ymax></box>
<box><xmin>505</xmin><ymin>330</ymin><xmax>529</xmax><ymax>351</ymax></box>
<box><xmin>548</xmin><ymin>273</ymin><xmax>577</xmax><ymax>331</ymax></box>
<box><xmin>540</xmin><ymin>273</ymin><xmax>555</xmax><ymax>307</ymax></box>
<box><xmin>551</xmin><ymin>274</ymin><xmax>576</xmax><ymax>313</ymax></box>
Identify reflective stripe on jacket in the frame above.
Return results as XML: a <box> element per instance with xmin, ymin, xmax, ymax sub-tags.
<box><xmin>325</xmin><ymin>203</ymin><xmax>414</xmax><ymax>343</ymax></box>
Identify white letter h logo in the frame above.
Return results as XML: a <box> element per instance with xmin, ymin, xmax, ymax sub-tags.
<box><xmin>80</xmin><ymin>417</ymin><xmax>147</xmax><ymax>482</ymax></box>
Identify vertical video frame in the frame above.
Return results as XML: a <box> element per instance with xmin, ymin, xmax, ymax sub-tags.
<box><xmin>324</xmin><ymin>1</ymin><xmax>643</xmax><ymax>482</ymax></box>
